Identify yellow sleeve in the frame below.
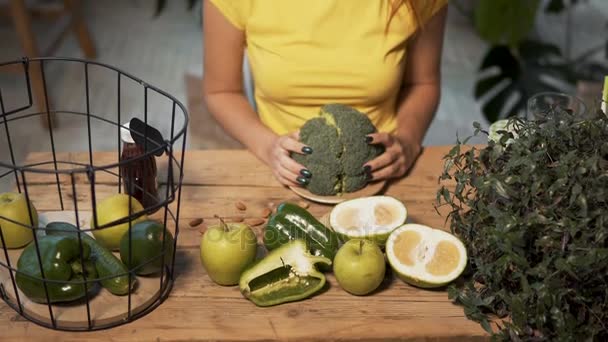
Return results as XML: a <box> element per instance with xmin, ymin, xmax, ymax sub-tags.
<box><xmin>415</xmin><ymin>0</ymin><xmax>449</xmax><ymax>27</ymax></box>
<box><xmin>209</xmin><ymin>0</ymin><xmax>251</xmax><ymax>30</ymax></box>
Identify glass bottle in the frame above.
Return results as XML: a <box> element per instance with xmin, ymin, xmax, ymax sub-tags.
<box><xmin>120</xmin><ymin>121</ymin><xmax>159</xmax><ymax>211</ymax></box>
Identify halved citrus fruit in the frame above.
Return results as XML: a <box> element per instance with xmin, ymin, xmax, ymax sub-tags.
<box><xmin>329</xmin><ymin>196</ymin><xmax>407</xmax><ymax>247</ymax></box>
<box><xmin>386</xmin><ymin>224</ymin><xmax>467</xmax><ymax>288</ymax></box>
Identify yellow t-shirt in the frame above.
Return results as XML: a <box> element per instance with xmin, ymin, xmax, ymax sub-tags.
<box><xmin>210</xmin><ymin>0</ymin><xmax>448</xmax><ymax>135</ymax></box>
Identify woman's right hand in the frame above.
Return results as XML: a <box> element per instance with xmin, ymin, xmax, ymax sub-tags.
<box><xmin>265</xmin><ymin>131</ymin><xmax>313</xmax><ymax>188</ymax></box>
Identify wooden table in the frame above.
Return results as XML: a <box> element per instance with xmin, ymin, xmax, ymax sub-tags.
<box><xmin>0</xmin><ymin>147</ymin><xmax>489</xmax><ymax>341</ymax></box>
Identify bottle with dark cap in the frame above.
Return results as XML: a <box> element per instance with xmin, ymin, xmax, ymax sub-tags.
<box><xmin>120</xmin><ymin>120</ymin><xmax>159</xmax><ymax>211</ymax></box>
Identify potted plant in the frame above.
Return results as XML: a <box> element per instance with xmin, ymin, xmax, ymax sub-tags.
<box><xmin>436</xmin><ymin>100</ymin><xmax>607</xmax><ymax>340</ymax></box>
<box><xmin>454</xmin><ymin>0</ymin><xmax>608</xmax><ymax>123</ymax></box>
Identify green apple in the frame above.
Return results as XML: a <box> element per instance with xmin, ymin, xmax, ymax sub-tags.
<box><xmin>200</xmin><ymin>218</ymin><xmax>257</xmax><ymax>286</ymax></box>
<box><xmin>92</xmin><ymin>194</ymin><xmax>147</xmax><ymax>251</ymax></box>
<box><xmin>120</xmin><ymin>219</ymin><xmax>174</xmax><ymax>275</ymax></box>
<box><xmin>333</xmin><ymin>239</ymin><xmax>386</xmax><ymax>296</ymax></box>
<box><xmin>0</xmin><ymin>192</ymin><xmax>37</xmax><ymax>249</ymax></box>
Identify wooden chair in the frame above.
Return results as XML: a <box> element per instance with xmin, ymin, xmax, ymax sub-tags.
<box><xmin>0</xmin><ymin>0</ymin><xmax>96</xmax><ymax>128</ymax></box>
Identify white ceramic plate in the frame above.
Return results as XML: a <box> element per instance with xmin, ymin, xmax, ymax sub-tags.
<box><xmin>289</xmin><ymin>180</ymin><xmax>387</xmax><ymax>204</ymax></box>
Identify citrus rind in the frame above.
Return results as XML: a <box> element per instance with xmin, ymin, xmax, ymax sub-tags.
<box><xmin>329</xmin><ymin>196</ymin><xmax>407</xmax><ymax>247</ymax></box>
<box><xmin>386</xmin><ymin>224</ymin><xmax>467</xmax><ymax>288</ymax></box>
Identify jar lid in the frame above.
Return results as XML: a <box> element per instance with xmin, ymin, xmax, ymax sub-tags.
<box><xmin>120</xmin><ymin>121</ymin><xmax>135</xmax><ymax>144</ymax></box>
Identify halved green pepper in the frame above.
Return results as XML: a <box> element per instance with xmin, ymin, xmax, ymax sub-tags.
<box><xmin>263</xmin><ymin>202</ymin><xmax>340</xmax><ymax>271</ymax></box>
<box><xmin>239</xmin><ymin>239</ymin><xmax>331</xmax><ymax>307</ymax></box>
<box><xmin>16</xmin><ymin>235</ymin><xmax>97</xmax><ymax>304</ymax></box>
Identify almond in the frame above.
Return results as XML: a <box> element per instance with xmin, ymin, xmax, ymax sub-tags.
<box><xmin>198</xmin><ymin>223</ymin><xmax>208</xmax><ymax>235</ymax></box>
<box><xmin>189</xmin><ymin>218</ymin><xmax>203</xmax><ymax>227</ymax></box>
<box><xmin>245</xmin><ymin>218</ymin><xmax>265</xmax><ymax>227</ymax></box>
<box><xmin>261</xmin><ymin>208</ymin><xmax>272</xmax><ymax>218</ymax></box>
<box><xmin>232</xmin><ymin>216</ymin><xmax>245</xmax><ymax>223</ymax></box>
<box><xmin>298</xmin><ymin>200</ymin><xmax>310</xmax><ymax>209</ymax></box>
<box><xmin>235</xmin><ymin>201</ymin><xmax>247</xmax><ymax>211</ymax></box>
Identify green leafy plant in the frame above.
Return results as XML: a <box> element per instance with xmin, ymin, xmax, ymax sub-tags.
<box><xmin>436</xmin><ymin>106</ymin><xmax>608</xmax><ymax>340</ymax></box>
<box><xmin>466</xmin><ymin>0</ymin><xmax>608</xmax><ymax>122</ymax></box>
<box><xmin>474</xmin><ymin>0</ymin><xmax>540</xmax><ymax>48</ymax></box>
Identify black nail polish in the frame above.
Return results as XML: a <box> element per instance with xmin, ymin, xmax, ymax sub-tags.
<box><xmin>302</xmin><ymin>146</ymin><xmax>313</xmax><ymax>154</ymax></box>
<box><xmin>363</xmin><ymin>165</ymin><xmax>372</xmax><ymax>173</ymax></box>
<box><xmin>366</xmin><ymin>172</ymin><xmax>374</xmax><ymax>181</ymax></box>
<box><xmin>365</xmin><ymin>136</ymin><xmax>373</xmax><ymax>144</ymax></box>
<box><xmin>300</xmin><ymin>169</ymin><xmax>312</xmax><ymax>178</ymax></box>
<box><xmin>297</xmin><ymin>176</ymin><xmax>309</xmax><ymax>185</ymax></box>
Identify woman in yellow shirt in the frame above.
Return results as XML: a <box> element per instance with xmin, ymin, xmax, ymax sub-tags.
<box><xmin>202</xmin><ymin>0</ymin><xmax>448</xmax><ymax>188</ymax></box>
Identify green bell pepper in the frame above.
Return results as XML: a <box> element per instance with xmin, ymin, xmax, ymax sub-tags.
<box><xmin>263</xmin><ymin>202</ymin><xmax>340</xmax><ymax>270</ymax></box>
<box><xmin>239</xmin><ymin>239</ymin><xmax>331</xmax><ymax>307</ymax></box>
<box><xmin>16</xmin><ymin>235</ymin><xmax>97</xmax><ymax>304</ymax></box>
<box><xmin>45</xmin><ymin>221</ymin><xmax>137</xmax><ymax>296</ymax></box>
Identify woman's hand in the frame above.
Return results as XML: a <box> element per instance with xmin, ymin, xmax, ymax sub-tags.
<box><xmin>265</xmin><ymin>131</ymin><xmax>313</xmax><ymax>188</ymax></box>
<box><xmin>363</xmin><ymin>133</ymin><xmax>422</xmax><ymax>182</ymax></box>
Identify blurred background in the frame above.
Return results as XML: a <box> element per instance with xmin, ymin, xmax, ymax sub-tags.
<box><xmin>0</xmin><ymin>0</ymin><xmax>607</xmax><ymax>164</ymax></box>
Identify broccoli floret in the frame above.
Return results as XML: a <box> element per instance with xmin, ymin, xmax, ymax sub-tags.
<box><xmin>328</xmin><ymin>105</ymin><xmax>385</xmax><ymax>177</ymax></box>
<box><xmin>343</xmin><ymin>174</ymin><xmax>369</xmax><ymax>193</ymax></box>
<box><xmin>292</xmin><ymin>103</ymin><xmax>385</xmax><ymax>196</ymax></box>
<box><xmin>301</xmin><ymin>161</ymin><xmax>341</xmax><ymax>195</ymax></box>
<box><xmin>295</xmin><ymin>117</ymin><xmax>341</xmax><ymax>162</ymax></box>
<box><xmin>291</xmin><ymin>117</ymin><xmax>341</xmax><ymax>195</ymax></box>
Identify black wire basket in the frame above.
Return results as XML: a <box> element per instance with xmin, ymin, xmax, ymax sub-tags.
<box><xmin>0</xmin><ymin>57</ymin><xmax>188</xmax><ymax>331</ymax></box>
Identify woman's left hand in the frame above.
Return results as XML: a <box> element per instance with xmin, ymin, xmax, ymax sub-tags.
<box><xmin>363</xmin><ymin>133</ymin><xmax>422</xmax><ymax>181</ymax></box>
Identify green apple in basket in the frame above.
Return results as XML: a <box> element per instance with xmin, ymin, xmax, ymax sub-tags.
<box><xmin>92</xmin><ymin>193</ymin><xmax>147</xmax><ymax>251</ymax></box>
<box><xmin>120</xmin><ymin>219</ymin><xmax>175</xmax><ymax>276</ymax></box>
<box><xmin>0</xmin><ymin>192</ymin><xmax>38</xmax><ymax>249</ymax></box>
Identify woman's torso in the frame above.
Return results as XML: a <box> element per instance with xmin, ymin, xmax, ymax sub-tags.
<box><xmin>211</xmin><ymin>0</ymin><xmax>445</xmax><ymax>135</ymax></box>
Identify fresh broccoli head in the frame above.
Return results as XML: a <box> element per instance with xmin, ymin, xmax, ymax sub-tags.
<box><xmin>293</xmin><ymin>117</ymin><xmax>342</xmax><ymax>195</ymax></box>
<box><xmin>291</xmin><ymin>104</ymin><xmax>385</xmax><ymax>196</ymax></box>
